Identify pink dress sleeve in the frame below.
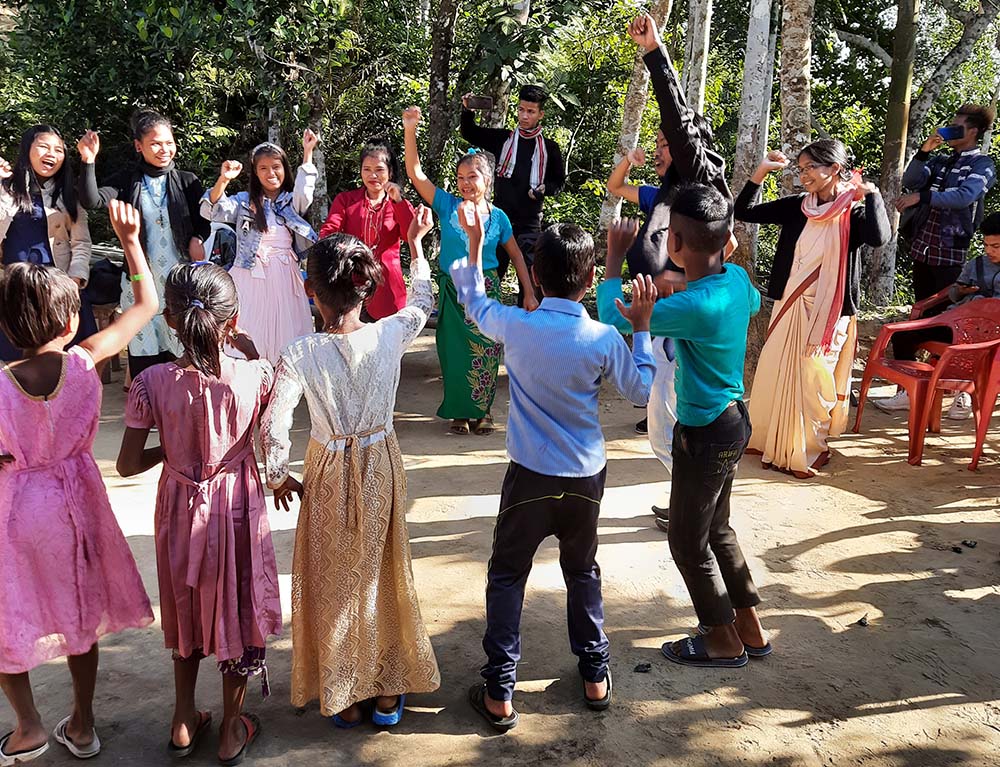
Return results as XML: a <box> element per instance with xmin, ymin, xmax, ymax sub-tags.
<box><xmin>124</xmin><ymin>373</ymin><xmax>155</xmax><ymax>430</ymax></box>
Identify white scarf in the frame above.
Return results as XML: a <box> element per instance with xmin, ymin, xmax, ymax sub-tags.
<box><xmin>496</xmin><ymin>126</ymin><xmax>547</xmax><ymax>189</ymax></box>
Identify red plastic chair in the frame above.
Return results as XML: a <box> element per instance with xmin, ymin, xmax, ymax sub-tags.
<box><xmin>853</xmin><ymin>299</ymin><xmax>1000</xmax><ymax>460</ymax></box>
<box><xmin>909</xmin><ymin>287</ymin><xmax>953</xmax><ymax>320</ymax></box>
<box><xmin>909</xmin><ymin>338</ymin><xmax>1000</xmax><ymax>466</ymax></box>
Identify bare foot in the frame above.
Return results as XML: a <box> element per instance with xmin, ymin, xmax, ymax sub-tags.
<box><xmin>375</xmin><ymin>696</ymin><xmax>399</xmax><ymax>713</ymax></box>
<box><xmin>171</xmin><ymin>710</ymin><xmax>208</xmax><ymax>748</ymax></box>
<box><xmin>584</xmin><ymin>678</ymin><xmax>607</xmax><ymax>701</ymax></box>
<box><xmin>64</xmin><ymin>712</ymin><xmax>95</xmax><ymax>748</ymax></box>
<box><xmin>700</xmin><ymin>623</ymin><xmax>746</xmax><ymax>658</ymax></box>
<box><xmin>484</xmin><ymin>691</ymin><xmax>513</xmax><ymax>719</ymax></box>
<box><xmin>218</xmin><ymin>715</ymin><xmax>249</xmax><ymax>762</ymax></box>
<box><xmin>4</xmin><ymin>722</ymin><xmax>48</xmax><ymax>754</ymax></box>
<box><xmin>735</xmin><ymin>607</ymin><xmax>768</xmax><ymax>649</ymax></box>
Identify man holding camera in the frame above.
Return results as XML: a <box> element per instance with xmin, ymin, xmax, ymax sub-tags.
<box><xmin>460</xmin><ymin>85</ymin><xmax>566</xmax><ymax>303</ymax></box>
<box><xmin>876</xmin><ymin>104</ymin><xmax>996</xmax><ymax>416</ymax></box>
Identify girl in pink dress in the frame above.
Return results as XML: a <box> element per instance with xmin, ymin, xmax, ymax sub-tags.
<box><xmin>116</xmin><ymin>263</ymin><xmax>280</xmax><ymax>765</ymax></box>
<box><xmin>319</xmin><ymin>139</ymin><xmax>415</xmax><ymax>319</ymax></box>
<box><xmin>0</xmin><ymin>202</ymin><xmax>157</xmax><ymax>765</ymax></box>
<box><xmin>200</xmin><ymin>130</ymin><xmax>320</xmax><ymax>364</ymax></box>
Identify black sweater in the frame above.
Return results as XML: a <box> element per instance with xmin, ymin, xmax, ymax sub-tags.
<box><xmin>459</xmin><ymin>111</ymin><xmax>566</xmax><ymax>233</ymax></box>
<box><xmin>734</xmin><ymin>181</ymin><xmax>891</xmax><ymax>316</ymax></box>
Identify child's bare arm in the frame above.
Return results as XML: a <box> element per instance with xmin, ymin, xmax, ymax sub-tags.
<box><xmin>116</xmin><ymin>427</ymin><xmax>163</xmax><ymax>477</ymax></box>
<box><xmin>80</xmin><ymin>202</ymin><xmax>158</xmax><ymax>367</ymax></box>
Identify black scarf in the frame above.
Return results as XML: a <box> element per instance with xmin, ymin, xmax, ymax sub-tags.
<box><xmin>127</xmin><ymin>159</ymin><xmax>194</xmax><ymax>259</ymax></box>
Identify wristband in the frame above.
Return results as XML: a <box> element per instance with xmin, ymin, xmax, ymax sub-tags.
<box><xmin>129</xmin><ymin>273</ymin><xmax>145</xmax><ymax>282</ymax></box>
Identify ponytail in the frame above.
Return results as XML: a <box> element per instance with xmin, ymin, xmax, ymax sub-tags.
<box><xmin>164</xmin><ymin>264</ymin><xmax>239</xmax><ymax>378</ymax></box>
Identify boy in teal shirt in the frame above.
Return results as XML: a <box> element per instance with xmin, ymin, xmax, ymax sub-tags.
<box><xmin>598</xmin><ymin>182</ymin><xmax>771</xmax><ymax>668</ymax></box>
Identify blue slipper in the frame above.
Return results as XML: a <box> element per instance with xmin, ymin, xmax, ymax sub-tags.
<box><xmin>332</xmin><ymin>712</ymin><xmax>363</xmax><ymax>729</ymax></box>
<box><xmin>744</xmin><ymin>642</ymin><xmax>773</xmax><ymax>658</ymax></box>
<box><xmin>372</xmin><ymin>695</ymin><xmax>406</xmax><ymax>727</ymax></box>
<box><xmin>661</xmin><ymin>635</ymin><xmax>748</xmax><ymax>668</ymax></box>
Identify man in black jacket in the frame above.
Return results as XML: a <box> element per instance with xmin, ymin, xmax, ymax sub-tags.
<box><xmin>460</xmin><ymin>85</ymin><xmax>566</xmax><ymax>302</ymax></box>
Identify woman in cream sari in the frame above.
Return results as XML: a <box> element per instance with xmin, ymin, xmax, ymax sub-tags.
<box><xmin>735</xmin><ymin>140</ymin><xmax>890</xmax><ymax>477</ymax></box>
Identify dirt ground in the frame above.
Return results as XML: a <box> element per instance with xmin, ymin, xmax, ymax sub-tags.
<box><xmin>6</xmin><ymin>328</ymin><xmax>1000</xmax><ymax>767</ymax></box>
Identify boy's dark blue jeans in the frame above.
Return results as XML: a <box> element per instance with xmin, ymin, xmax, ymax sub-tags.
<box><xmin>668</xmin><ymin>400</ymin><xmax>760</xmax><ymax>627</ymax></box>
<box><xmin>481</xmin><ymin>462</ymin><xmax>609</xmax><ymax>702</ymax></box>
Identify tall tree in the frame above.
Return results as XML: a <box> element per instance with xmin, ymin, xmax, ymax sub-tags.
<box><xmin>598</xmin><ymin>0</ymin><xmax>675</xmax><ymax>228</ymax></box>
<box><xmin>427</xmin><ymin>0</ymin><xmax>461</xmax><ymax>179</ymax></box>
<box><xmin>682</xmin><ymin>0</ymin><xmax>713</xmax><ymax>112</ymax></box>
<box><xmin>779</xmin><ymin>0</ymin><xmax>815</xmax><ymax>194</ymax></box>
<box><xmin>865</xmin><ymin>0</ymin><xmax>920</xmax><ymax>305</ymax></box>
<box><xmin>483</xmin><ymin>0</ymin><xmax>533</xmax><ymax>128</ymax></box>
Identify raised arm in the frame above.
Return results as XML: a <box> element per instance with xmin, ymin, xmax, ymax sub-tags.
<box><xmin>734</xmin><ymin>152</ymin><xmax>802</xmax><ymax>225</ymax></box>
<box><xmin>388</xmin><ymin>205</ymin><xmax>436</xmax><ymax>346</ymax></box>
<box><xmin>75</xmin><ymin>130</ymin><xmax>120</xmax><ymax>209</ymax></box>
<box><xmin>403</xmin><ymin>107</ymin><xmax>438</xmax><ymax>205</ymax></box>
<box><xmin>79</xmin><ymin>201</ymin><xmax>158</xmax><ymax>366</ymax></box>
<box><xmin>293</xmin><ymin>128</ymin><xmax>320</xmax><ymax>215</ymax></box>
<box><xmin>606</xmin><ymin>150</ymin><xmax>645</xmax><ymax>206</ymax></box>
<box><xmin>202</xmin><ymin>160</ymin><xmax>243</xmax><ymax>223</ymax></box>
<box><xmin>459</xmin><ymin>103</ymin><xmax>508</xmax><ymax>156</ymax></box>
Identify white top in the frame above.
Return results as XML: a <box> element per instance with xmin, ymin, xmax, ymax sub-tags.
<box><xmin>261</xmin><ymin>258</ymin><xmax>434</xmax><ymax>487</ymax></box>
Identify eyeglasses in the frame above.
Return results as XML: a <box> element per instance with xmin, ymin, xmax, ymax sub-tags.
<box><xmin>796</xmin><ymin>163</ymin><xmax>829</xmax><ymax>177</ymax></box>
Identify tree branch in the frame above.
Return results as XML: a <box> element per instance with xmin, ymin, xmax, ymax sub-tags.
<box><xmin>932</xmin><ymin>0</ymin><xmax>974</xmax><ymax>25</ymax></box>
<box><xmin>834</xmin><ymin>29</ymin><xmax>892</xmax><ymax>67</ymax></box>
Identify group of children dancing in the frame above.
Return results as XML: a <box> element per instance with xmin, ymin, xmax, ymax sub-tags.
<box><xmin>4</xmin><ymin>9</ymin><xmax>990</xmax><ymax>765</ymax></box>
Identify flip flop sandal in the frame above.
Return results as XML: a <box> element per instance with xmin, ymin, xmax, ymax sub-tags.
<box><xmin>744</xmin><ymin>642</ymin><xmax>773</xmax><ymax>658</ymax></box>
<box><xmin>53</xmin><ymin>717</ymin><xmax>100</xmax><ymax>760</ymax></box>
<box><xmin>661</xmin><ymin>635</ymin><xmax>748</xmax><ymax>669</ymax></box>
<box><xmin>168</xmin><ymin>710</ymin><xmax>212</xmax><ymax>758</ymax></box>
<box><xmin>450</xmin><ymin>419</ymin><xmax>470</xmax><ymax>435</ymax></box>
<box><xmin>0</xmin><ymin>732</ymin><xmax>49</xmax><ymax>766</ymax></box>
<box><xmin>473</xmin><ymin>415</ymin><xmax>495</xmax><ymax>436</ymax></box>
<box><xmin>467</xmin><ymin>683</ymin><xmax>518</xmax><ymax>733</ymax></box>
<box><xmin>372</xmin><ymin>694</ymin><xmax>406</xmax><ymax>727</ymax></box>
<box><xmin>583</xmin><ymin>669</ymin><xmax>612</xmax><ymax>711</ymax></box>
<box><xmin>218</xmin><ymin>714</ymin><xmax>260</xmax><ymax>767</ymax></box>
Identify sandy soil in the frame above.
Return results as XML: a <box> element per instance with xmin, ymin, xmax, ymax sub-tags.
<box><xmin>6</xmin><ymin>329</ymin><xmax>1000</xmax><ymax>767</ymax></box>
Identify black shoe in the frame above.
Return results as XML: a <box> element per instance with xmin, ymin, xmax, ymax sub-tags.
<box><xmin>652</xmin><ymin>505</ymin><xmax>669</xmax><ymax>520</ymax></box>
<box><xmin>635</xmin><ymin>418</ymin><xmax>648</xmax><ymax>434</ymax></box>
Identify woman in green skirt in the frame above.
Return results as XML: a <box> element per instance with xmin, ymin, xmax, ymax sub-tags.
<box><xmin>403</xmin><ymin>106</ymin><xmax>536</xmax><ymax>435</ymax></box>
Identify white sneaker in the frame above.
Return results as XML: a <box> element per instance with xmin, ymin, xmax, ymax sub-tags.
<box><xmin>873</xmin><ymin>390</ymin><xmax>910</xmax><ymax>412</ymax></box>
<box><xmin>947</xmin><ymin>392</ymin><xmax>973</xmax><ymax>421</ymax></box>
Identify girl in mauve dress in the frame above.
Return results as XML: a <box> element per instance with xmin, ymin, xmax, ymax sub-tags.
<box><xmin>200</xmin><ymin>130</ymin><xmax>319</xmax><ymax>364</ymax></box>
<box><xmin>116</xmin><ymin>263</ymin><xmax>280</xmax><ymax>765</ymax></box>
<box><xmin>0</xmin><ymin>202</ymin><xmax>156</xmax><ymax>765</ymax></box>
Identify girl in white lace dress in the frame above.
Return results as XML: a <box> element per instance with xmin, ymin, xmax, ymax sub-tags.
<box><xmin>261</xmin><ymin>207</ymin><xmax>440</xmax><ymax>728</ymax></box>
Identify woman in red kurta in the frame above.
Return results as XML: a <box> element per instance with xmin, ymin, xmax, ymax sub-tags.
<box><xmin>320</xmin><ymin>140</ymin><xmax>415</xmax><ymax>319</ymax></box>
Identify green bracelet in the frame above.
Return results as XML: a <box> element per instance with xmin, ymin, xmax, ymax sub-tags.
<box><xmin>129</xmin><ymin>273</ymin><xmax>144</xmax><ymax>282</ymax></box>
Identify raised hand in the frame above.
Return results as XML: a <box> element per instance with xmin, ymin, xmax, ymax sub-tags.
<box><xmin>219</xmin><ymin>160</ymin><xmax>243</xmax><ymax>181</ymax></box>
<box><xmin>408</xmin><ymin>204</ymin><xmax>434</xmax><ymax>243</ymax></box>
<box><xmin>627</xmin><ymin>14</ymin><xmax>661</xmax><ymax>50</ymax></box>
<box><xmin>385</xmin><ymin>182</ymin><xmax>403</xmax><ymax>203</ymax></box>
<box><xmin>614</xmin><ymin>274</ymin><xmax>657</xmax><ymax>333</ymax></box>
<box><xmin>606</xmin><ymin>217</ymin><xmax>639</xmax><ymax>278</ymax></box>
<box><xmin>108</xmin><ymin>200</ymin><xmax>141</xmax><ymax>243</ymax></box>
<box><xmin>77</xmin><ymin>130</ymin><xmax>100</xmax><ymax>163</ymax></box>
<box><xmin>274</xmin><ymin>476</ymin><xmax>304</xmax><ymax>511</ymax></box>
<box><xmin>759</xmin><ymin>150</ymin><xmax>788</xmax><ymax>174</ymax></box>
<box><xmin>921</xmin><ymin>133</ymin><xmax>945</xmax><ymax>153</ymax></box>
<box><xmin>626</xmin><ymin>148</ymin><xmax>646</xmax><ymax>166</ymax></box>
<box><xmin>852</xmin><ymin>179</ymin><xmax>878</xmax><ymax>201</ymax></box>
<box><xmin>0</xmin><ymin>158</ymin><xmax>11</xmax><ymax>180</ymax></box>
<box><xmin>402</xmin><ymin>106</ymin><xmax>422</xmax><ymax>130</ymax></box>
<box><xmin>302</xmin><ymin>128</ymin><xmax>320</xmax><ymax>154</ymax></box>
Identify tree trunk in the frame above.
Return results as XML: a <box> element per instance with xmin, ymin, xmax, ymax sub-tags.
<box><xmin>731</xmin><ymin>0</ymin><xmax>775</xmax><ymax>269</ymax></box>
<box><xmin>779</xmin><ymin>0</ymin><xmax>814</xmax><ymax>194</ymax></box>
<box><xmin>866</xmin><ymin>0</ymin><xmax>920</xmax><ymax>306</ymax></box>
<box><xmin>308</xmin><ymin>96</ymin><xmax>329</xmax><ymax>230</ymax></box>
<box><xmin>598</xmin><ymin>0</ymin><xmax>675</xmax><ymax>229</ymax></box>
<box><xmin>427</xmin><ymin>0</ymin><xmax>461</xmax><ymax>180</ymax></box>
<box><xmin>682</xmin><ymin>0</ymin><xmax>713</xmax><ymax>113</ymax></box>
<box><xmin>906</xmin><ymin>4</ymin><xmax>1000</xmax><ymax>156</ymax></box>
<box><xmin>484</xmin><ymin>0</ymin><xmax>532</xmax><ymax>128</ymax></box>
<box><xmin>978</xmin><ymin>33</ymin><xmax>1000</xmax><ymax>150</ymax></box>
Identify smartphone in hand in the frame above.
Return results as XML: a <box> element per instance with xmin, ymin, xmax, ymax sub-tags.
<box><xmin>466</xmin><ymin>95</ymin><xmax>494</xmax><ymax>111</ymax></box>
<box><xmin>937</xmin><ymin>125</ymin><xmax>966</xmax><ymax>141</ymax></box>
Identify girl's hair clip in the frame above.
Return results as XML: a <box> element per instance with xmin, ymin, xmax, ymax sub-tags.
<box><xmin>252</xmin><ymin>141</ymin><xmax>282</xmax><ymax>155</ymax></box>
<box><xmin>189</xmin><ymin>299</ymin><xmax>205</xmax><ymax>309</ymax></box>
<box><xmin>190</xmin><ymin>261</ymin><xmax>212</xmax><ymax>267</ymax></box>
<box><xmin>466</xmin><ymin>148</ymin><xmax>478</xmax><ymax>155</ymax></box>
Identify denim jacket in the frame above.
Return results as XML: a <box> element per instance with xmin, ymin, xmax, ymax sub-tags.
<box><xmin>200</xmin><ymin>162</ymin><xmax>318</xmax><ymax>269</ymax></box>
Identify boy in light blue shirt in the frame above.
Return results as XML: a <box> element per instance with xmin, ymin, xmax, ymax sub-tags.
<box><xmin>450</xmin><ymin>204</ymin><xmax>655</xmax><ymax>732</ymax></box>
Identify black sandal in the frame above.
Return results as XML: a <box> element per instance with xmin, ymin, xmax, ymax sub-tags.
<box><xmin>583</xmin><ymin>669</ymin><xmax>612</xmax><ymax>711</ymax></box>
<box><xmin>661</xmin><ymin>635</ymin><xmax>748</xmax><ymax>668</ymax></box>
<box><xmin>168</xmin><ymin>710</ymin><xmax>212</xmax><ymax>758</ymax></box>
<box><xmin>467</xmin><ymin>683</ymin><xmax>518</xmax><ymax>733</ymax></box>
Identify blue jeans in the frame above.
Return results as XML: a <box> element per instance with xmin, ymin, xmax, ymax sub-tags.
<box><xmin>481</xmin><ymin>462</ymin><xmax>609</xmax><ymax>701</ymax></box>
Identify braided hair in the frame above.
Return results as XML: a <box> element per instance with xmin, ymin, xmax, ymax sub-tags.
<box><xmin>307</xmin><ymin>233</ymin><xmax>384</xmax><ymax>331</ymax></box>
<box><xmin>164</xmin><ymin>263</ymin><xmax>239</xmax><ymax>377</ymax></box>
